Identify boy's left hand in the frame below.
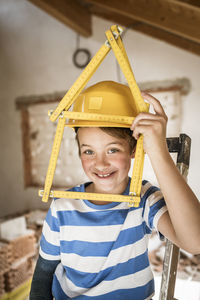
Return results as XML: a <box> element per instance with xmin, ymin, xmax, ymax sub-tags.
<box><xmin>131</xmin><ymin>92</ymin><xmax>168</xmax><ymax>157</ymax></box>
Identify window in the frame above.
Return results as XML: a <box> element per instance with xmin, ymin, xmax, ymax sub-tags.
<box><xmin>16</xmin><ymin>92</ymin><xmax>87</xmax><ymax>188</ymax></box>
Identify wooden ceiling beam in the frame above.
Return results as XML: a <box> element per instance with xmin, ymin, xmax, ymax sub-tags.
<box><xmin>172</xmin><ymin>0</ymin><xmax>200</xmax><ymax>9</ymax></box>
<box><xmin>91</xmin><ymin>8</ymin><xmax>200</xmax><ymax>56</ymax></box>
<box><xmin>130</xmin><ymin>21</ymin><xmax>200</xmax><ymax>56</ymax></box>
<box><xmin>86</xmin><ymin>0</ymin><xmax>200</xmax><ymax>43</ymax></box>
<box><xmin>28</xmin><ymin>0</ymin><xmax>92</xmax><ymax>37</ymax></box>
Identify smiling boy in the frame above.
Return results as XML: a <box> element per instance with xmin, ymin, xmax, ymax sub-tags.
<box><xmin>77</xmin><ymin>127</ymin><xmax>135</xmax><ymax>202</ymax></box>
<box><xmin>30</xmin><ymin>81</ymin><xmax>200</xmax><ymax>300</ymax></box>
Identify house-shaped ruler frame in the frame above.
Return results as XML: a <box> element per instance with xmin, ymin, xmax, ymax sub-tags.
<box><xmin>39</xmin><ymin>25</ymin><xmax>149</xmax><ymax>207</ymax></box>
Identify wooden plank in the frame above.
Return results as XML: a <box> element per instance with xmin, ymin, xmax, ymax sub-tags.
<box><xmin>159</xmin><ymin>241</ymin><xmax>180</xmax><ymax>300</ymax></box>
<box><xmin>91</xmin><ymin>6</ymin><xmax>200</xmax><ymax>56</ymax></box>
<box><xmin>16</xmin><ymin>91</ymin><xmax>64</xmax><ymax>109</ymax></box>
<box><xmin>125</xmin><ymin>21</ymin><xmax>200</xmax><ymax>56</ymax></box>
<box><xmin>20</xmin><ymin>109</ymin><xmax>33</xmax><ymax>187</ymax></box>
<box><xmin>173</xmin><ymin>0</ymin><xmax>200</xmax><ymax>9</ymax></box>
<box><xmin>86</xmin><ymin>0</ymin><xmax>200</xmax><ymax>43</ymax></box>
<box><xmin>28</xmin><ymin>0</ymin><xmax>92</xmax><ymax>37</ymax></box>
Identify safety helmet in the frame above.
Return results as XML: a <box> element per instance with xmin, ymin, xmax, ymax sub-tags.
<box><xmin>66</xmin><ymin>81</ymin><xmax>138</xmax><ymax>128</ymax></box>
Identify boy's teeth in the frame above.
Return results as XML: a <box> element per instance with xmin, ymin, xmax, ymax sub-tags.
<box><xmin>98</xmin><ymin>173</ymin><xmax>110</xmax><ymax>178</ymax></box>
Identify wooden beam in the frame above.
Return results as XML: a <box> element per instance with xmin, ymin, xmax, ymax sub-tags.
<box><xmin>20</xmin><ymin>109</ymin><xmax>33</xmax><ymax>187</ymax></box>
<box><xmin>28</xmin><ymin>0</ymin><xmax>92</xmax><ymax>37</ymax></box>
<box><xmin>173</xmin><ymin>0</ymin><xmax>200</xmax><ymax>9</ymax></box>
<box><xmin>91</xmin><ymin>7</ymin><xmax>200</xmax><ymax>56</ymax></box>
<box><xmin>130</xmin><ymin>22</ymin><xmax>200</xmax><ymax>56</ymax></box>
<box><xmin>86</xmin><ymin>0</ymin><xmax>200</xmax><ymax>43</ymax></box>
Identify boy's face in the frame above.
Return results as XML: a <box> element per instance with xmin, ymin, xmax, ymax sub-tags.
<box><xmin>77</xmin><ymin>127</ymin><xmax>134</xmax><ymax>195</ymax></box>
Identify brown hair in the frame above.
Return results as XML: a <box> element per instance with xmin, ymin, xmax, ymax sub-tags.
<box><xmin>75</xmin><ymin>127</ymin><xmax>136</xmax><ymax>154</ymax></box>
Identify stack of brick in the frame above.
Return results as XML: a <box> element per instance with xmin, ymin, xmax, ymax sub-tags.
<box><xmin>25</xmin><ymin>209</ymin><xmax>47</xmax><ymax>247</ymax></box>
<box><xmin>0</xmin><ymin>217</ymin><xmax>36</xmax><ymax>298</ymax></box>
<box><xmin>0</xmin><ymin>274</ymin><xmax>4</xmax><ymax>299</ymax></box>
<box><xmin>7</xmin><ymin>233</ymin><xmax>36</xmax><ymax>263</ymax></box>
<box><xmin>4</xmin><ymin>232</ymin><xmax>36</xmax><ymax>292</ymax></box>
<box><xmin>0</xmin><ymin>242</ymin><xmax>12</xmax><ymax>297</ymax></box>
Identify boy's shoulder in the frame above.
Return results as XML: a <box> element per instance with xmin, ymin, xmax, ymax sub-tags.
<box><xmin>141</xmin><ymin>179</ymin><xmax>164</xmax><ymax>207</ymax></box>
<box><xmin>53</xmin><ymin>182</ymin><xmax>86</xmax><ymax>203</ymax></box>
<box><xmin>68</xmin><ymin>183</ymin><xmax>86</xmax><ymax>193</ymax></box>
<box><xmin>141</xmin><ymin>180</ymin><xmax>160</xmax><ymax>196</ymax></box>
<box><xmin>52</xmin><ymin>182</ymin><xmax>90</xmax><ymax>212</ymax></box>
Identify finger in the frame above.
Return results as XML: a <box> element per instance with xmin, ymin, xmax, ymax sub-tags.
<box><xmin>131</xmin><ymin>113</ymin><xmax>166</xmax><ymax>130</ymax></box>
<box><xmin>132</xmin><ymin>124</ymin><xmax>149</xmax><ymax>140</ymax></box>
<box><xmin>133</xmin><ymin>119</ymin><xmax>161</xmax><ymax>127</ymax></box>
<box><xmin>141</xmin><ymin>92</ymin><xmax>167</xmax><ymax>118</ymax></box>
<box><xmin>131</xmin><ymin>114</ymin><xmax>155</xmax><ymax>130</ymax></box>
<box><xmin>131</xmin><ymin>119</ymin><xmax>165</xmax><ymax>138</ymax></box>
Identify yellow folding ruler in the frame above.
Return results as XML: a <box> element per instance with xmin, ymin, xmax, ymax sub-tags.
<box><xmin>39</xmin><ymin>25</ymin><xmax>149</xmax><ymax>207</ymax></box>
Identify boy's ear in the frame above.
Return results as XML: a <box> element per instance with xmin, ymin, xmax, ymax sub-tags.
<box><xmin>131</xmin><ymin>148</ymin><xmax>136</xmax><ymax>159</ymax></box>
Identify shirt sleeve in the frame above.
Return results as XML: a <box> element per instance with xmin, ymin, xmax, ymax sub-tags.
<box><xmin>142</xmin><ymin>181</ymin><xmax>167</xmax><ymax>239</ymax></box>
<box><xmin>39</xmin><ymin>199</ymin><xmax>61</xmax><ymax>260</ymax></box>
<box><xmin>30</xmin><ymin>255</ymin><xmax>59</xmax><ymax>300</ymax></box>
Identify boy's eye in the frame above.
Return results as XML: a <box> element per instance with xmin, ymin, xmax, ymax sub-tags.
<box><xmin>107</xmin><ymin>148</ymin><xmax>119</xmax><ymax>154</ymax></box>
<box><xmin>83</xmin><ymin>149</ymin><xmax>94</xmax><ymax>155</ymax></box>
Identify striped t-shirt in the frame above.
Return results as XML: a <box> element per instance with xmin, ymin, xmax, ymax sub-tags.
<box><xmin>40</xmin><ymin>179</ymin><xmax>167</xmax><ymax>299</ymax></box>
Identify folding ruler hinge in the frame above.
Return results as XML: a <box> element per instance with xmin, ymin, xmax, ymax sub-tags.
<box><xmin>129</xmin><ymin>192</ymin><xmax>140</xmax><ymax>208</ymax></box>
<box><xmin>105</xmin><ymin>25</ymin><xmax>123</xmax><ymax>47</ymax></box>
<box><xmin>48</xmin><ymin>110</ymin><xmax>64</xmax><ymax>120</ymax></box>
<box><xmin>39</xmin><ymin>189</ymin><xmax>54</xmax><ymax>199</ymax></box>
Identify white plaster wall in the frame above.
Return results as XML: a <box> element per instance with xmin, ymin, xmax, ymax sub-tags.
<box><xmin>0</xmin><ymin>0</ymin><xmax>199</xmax><ymax>217</ymax></box>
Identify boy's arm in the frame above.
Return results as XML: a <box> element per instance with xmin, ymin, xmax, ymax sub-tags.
<box><xmin>131</xmin><ymin>92</ymin><xmax>200</xmax><ymax>254</ymax></box>
<box><xmin>30</xmin><ymin>255</ymin><xmax>59</xmax><ymax>300</ymax></box>
<box><xmin>30</xmin><ymin>199</ymin><xmax>61</xmax><ymax>299</ymax></box>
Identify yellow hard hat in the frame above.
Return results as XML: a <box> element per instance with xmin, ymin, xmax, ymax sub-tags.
<box><xmin>66</xmin><ymin>81</ymin><xmax>138</xmax><ymax>128</ymax></box>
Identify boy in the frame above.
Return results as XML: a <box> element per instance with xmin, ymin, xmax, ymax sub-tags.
<box><xmin>30</xmin><ymin>81</ymin><xmax>200</xmax><ymax>300</ymax></box>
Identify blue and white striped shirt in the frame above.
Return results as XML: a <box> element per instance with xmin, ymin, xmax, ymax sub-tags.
<box><xmin>40</xmin><ymin>179</ymin><xmax>167</xmax><ymax>299</ymax></box>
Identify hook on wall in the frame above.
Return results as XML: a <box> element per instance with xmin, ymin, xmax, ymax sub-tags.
<box><xmin>72</xmin><ymin>34</ymin><xmax>91</xmax><ymax>69</ymax></box>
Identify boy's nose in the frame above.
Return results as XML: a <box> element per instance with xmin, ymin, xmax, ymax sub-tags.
<box><xmin>94</xmin><ymin>154</ymin><xmax>110</xmax><ymax>170</ymax></box>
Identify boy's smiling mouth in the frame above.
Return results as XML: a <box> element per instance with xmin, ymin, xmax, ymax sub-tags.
<box><xmin>95</xmin><ymin>171</ymin><xmax>115</xmax><ymax>178</ymax></box>
<box><xmin>97</xmin><ymin>173</ymin><xmax>111</xmax><ymax>178</ymax></box>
